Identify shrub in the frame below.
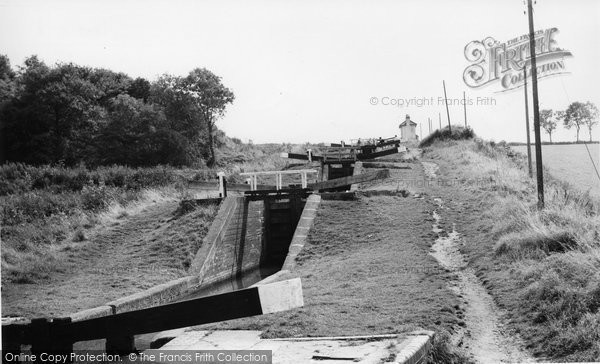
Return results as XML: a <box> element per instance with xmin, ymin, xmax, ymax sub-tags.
<box><xmin>0</xmin><ymin>163</ymin><xmax>34</xmax><ymax>195</ymax></box>
<box><xmin>419</xmin><ymin>125</ymin><xmax>475</xmax><ymax>147</ymax></box>
<box><xmin>0</xmin><ymin>163</ymin><xmax>180</xmax><ymax>196</ymax></box>
<box><xmin>1</xmin><ymin>192</ymin><xmax>79</xmax><ymax>225</ymax></box>
<box><xmin>80</xmin><ymin>185</ymin><xmax>113</xmax><ymax>211</ymax></box>
<box><xmin>495</xmin><ymin>231</ymin><xmax>578</xmax><ymax>259</ymax></box>
<box><xmin>517</xmin><ymin>253</ymin><xmax>600</xmax><ymax>359</ymax></box>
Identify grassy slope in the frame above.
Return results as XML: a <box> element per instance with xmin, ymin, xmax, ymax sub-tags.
<box><xmin>0</xmin><ymin>139</ymin><xmax>308</xmax><ymax>285</ymax></box>
<box><xmin>200</xmin><ymin>174</ymin><xmax>469</xmax><ymax>362</ymax></box>
<box><xmin>2</xmin><ymin>196</ymin><xmax>218</xmax><ymax>318</ymax></box>
<box><xmin>422</xmin><ymin>139</ymin><xmax>600</xmax><ymax>361</ymax></box>
<box><xmin>1</xmin><ymin>165</ymin><xmax>185</xmax><ymax>284</ymax></box>
<box><xmin>0</xmin><ymin>139</ymin><xmax>319</xmax><ymax>316</ymax></box>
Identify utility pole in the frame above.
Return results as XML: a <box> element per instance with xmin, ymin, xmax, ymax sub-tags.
<box><xmin>523</xmin><ymin>67</ymin><xmax>533</xmax><ymax>178</ymax></box>
<box><xmin>527</xmin><ymin>0</ymin><xmax>544</xmax><ymax>209</ymax></box>
<box><xmin>463</xmin><ymin>91</ymin><xmax>468</xmax><ymax>127</ymax></box>
<box><xmin>439</xmin><ymin>112</ymin><xmax>442</xmax><ymax>130</ymax></box>
<box><xmin>443</xmin><ymin>80</ymin><xmax>451</xmax><ymax>133</ymax></box>
<box><xmin>428</xmin><ymin>117</ymin><xmax>432</xmax><ymax>134</ymax></box>
<box><xmin>419</xmin><ymin>122</ymin><xmax>422</xmax><ymax>140</ymax></box>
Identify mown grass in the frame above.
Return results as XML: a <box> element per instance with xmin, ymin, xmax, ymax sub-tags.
<box><xmin>423</xmin><ymin>138</ymin><xmax>600</xmax><ymax>361</ymax></box>
<box><xmin>198</xmin><ymin>195</ymin><xmax>473</xmax><ymax>363</ymax></box>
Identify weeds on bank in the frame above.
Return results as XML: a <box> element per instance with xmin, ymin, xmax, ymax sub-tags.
<box><xmin>0</xmin><ymin>163</ymin><xmax>185</xmax><ymax>284</ymax></box>
<box><xmin>425</xmin><ymin>139</ymin><xmax>600</xmax><ymax>361</ymax></box>
<box><xmin>419</xmin><ymin>125</ymin><xmax>475</xmax><ymax>148</ymax></box>
<box><xmin>0</xmin><ymin>142</ymin><xmax>317</xmax><ymax>285</ymax></box>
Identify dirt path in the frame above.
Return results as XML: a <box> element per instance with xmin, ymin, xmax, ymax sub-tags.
<box><xmin>2</xmin><ymin>199</ymin><xmax>186</xmax><ymax>318</ymax></box>
<box><xmin>424</xmin><ymin>161</ymin><xmax>535</xmax><ymax>363</ymax></box>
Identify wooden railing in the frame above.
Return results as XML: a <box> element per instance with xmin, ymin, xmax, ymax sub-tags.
<box><xmin>240</xmin><ymin>170</ymin><xmax>318</xmax><ymax>191</ymax></box>
<box><xmin>2</xmin><ymin>278</ymin><xmax>302</xmax><ymax>356</ymax></box>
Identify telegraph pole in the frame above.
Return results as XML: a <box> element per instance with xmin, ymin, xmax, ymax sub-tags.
<box><xmin>428</xmin><ymin>117</ymin><xmax>432</xmax><ymax>134</ymax></box>
<box><xmin>527</xmin><ymin>0</ymin><xmax>544</xmax><ymax>209</ymax></box>
<box><xmin>523</xmin><ymin>67</ymin><xmax>533</xmax><ymax>178</ymax></box>
<box><xmin>443</xmin><ymin>80</ymin><xmax>451</xmax><ymax>132</ymax></box>
<box><xmin>463</xmin><ymin>91</ymin><xmax>468</xmax><ymax>127</ymax></box>
<box><xmin>439</xmin><ymin>112</ymin><xmax>442</xmax><ymax>130</ymax></box>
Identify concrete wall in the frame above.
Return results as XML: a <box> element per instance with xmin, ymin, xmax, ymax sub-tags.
<box><xmin>350</xmin><ymin>162</ymin><xmax>363</xmax><ymax>192</ymax></box>
<box><xmin>68</xmin><ymin>193</ymin><xmax>319</xmax><ymax>320</ymax></box>
<box><xmin>190</xmin><ymin>197</ymin><xmax>266</xmax><ymax>287</ymax></box>
<box><xmin>282</xmin><ymin>194</ymin><xmax>321</xmax><ymax>271</ymax></box>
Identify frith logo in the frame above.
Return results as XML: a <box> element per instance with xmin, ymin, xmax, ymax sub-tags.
<box><xmin>463</xmin><ymin>28</ymin><xmax>572</xmax><ymax>92</ymax></box>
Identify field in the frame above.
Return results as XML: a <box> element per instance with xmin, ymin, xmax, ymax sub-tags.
<box><xmin>511</xmin><ymin>143</ymin><xmax>600</xmax><ymax>198</ymax></box>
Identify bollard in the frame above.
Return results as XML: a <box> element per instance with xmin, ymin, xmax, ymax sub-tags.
<box><xmin>106</xmin><ymin>335</ymin><xmax>136</xmax><ymax>355</ymax></box>
<box><xmin>217</xmin><ymin>172</ymin><xmax>227</xmax><ymax>198</ymax></box>
<box><xmin>2</xmin><ymin>324</ymin><xmax>23</xmax><ymax>364</ymax></box>
<box><xmin>30</xmin><ymin>318</ymin><xmax>51</xmax><ymax>363</ymax></box>
<box><xmin>50</xmin><ymin>318</ymin><xmax>73</xmax><ymax>363</ymax></box>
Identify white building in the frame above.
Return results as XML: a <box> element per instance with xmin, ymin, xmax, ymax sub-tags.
<box><xmin>399</xmin><ymin>115</ymin><xmax>418</xmax><ymax>143</ymax></box>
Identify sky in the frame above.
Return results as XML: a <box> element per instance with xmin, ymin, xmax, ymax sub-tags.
<box><xmin>0</xmin><ymin>0</ymin><xmax>599</xmax><ymax>144</ymax></box>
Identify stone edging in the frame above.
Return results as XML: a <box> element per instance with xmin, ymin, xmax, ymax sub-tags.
<box><xmin>394</xmin><ymin>330</ymin><xmax>435</xmax><ymax>364</ymax></box>
<box><xmin>281</xmin><ymin>194</ymin><xmax>321</xmax><ymax>272</ymax></box>
<box><xmin>69</xmin><ymin>194</ymin><xmax>321</xmax><ymax>321</ymax></box>
<box><xmin>67</xmin><ymin>197</ymin><xmax>243</xmax><ymax>322</ymax></box>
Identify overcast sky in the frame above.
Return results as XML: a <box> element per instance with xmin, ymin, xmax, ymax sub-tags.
<box><xmin>1</xmin><ymin>0</ymin><xmax>599</xmax><ymax>143</ymax></box>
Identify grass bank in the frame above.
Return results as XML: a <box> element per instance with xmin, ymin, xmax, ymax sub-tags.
<box><xmin>0</xmin><ymin>140</ymin><xmax>311</xmax><ymax>285</ymax></box>
<box><xmin>0</xmin><ymin>163</ymin><xmax>189</xmax><ymax>284</ymax></box>
<box><xmin>422</xmin><ymin>138</ymin><xmax>600</xmax><ymax>361</ymax></box>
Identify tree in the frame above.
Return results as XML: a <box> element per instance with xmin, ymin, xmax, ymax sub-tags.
<box><xmin>182</xmin><ymin>68</ymin><xmax>234</xmax><ymax>167</ymax></box>
<box><xmin>539</xmin><ymin>109</ymin><xmax>557</xmax><ymax>143</ymax></box>
<box><xmin>128</xmin><ymin>77</ymin><xmax>151</xmax><ymax>102</ymax></box>
<box><xmin>0</xmin><ymin>54</ymin><xmax>16</xmax><ymax>103</ymax></box>
<box><xmin>96</xmin><ymin>94</ymin><xmax>167</xmax><ymax>166</ymax></box>
<box><xmin>0</xmin><ymin>55</ymin><xmax>233</xmax><ymax>167</ymax></box>
<box><xmin>0</xmin><ymin>55</ymin><xmax>17</xmax><ymax>162</ymax></box>
<box><xmin>150</xmin><ymin>74</ymin><xmax>200</xmax><ymax>137</ymax></box>
<box><xmin>1</xmin><ymin>57</ymin><xmax>105</xmax><ymax>164</ymax></box>
<box><xmin>89</xmin><ymin>68</ymin><xmax>131</xmax><ymax>105</ymax></box>
<box><xmin>150</xmin><ymin>69</ymin><xmax>234</xmax><ymax>166</ymax></box>
<box><xmin>563</xmin><ymin>102</ymin><xmax>587</xmax><ymax>142</ymax></box>
<box><xmin>36</xmin><ymin>63</ymin><xmax>104</xmax><ymax>163</ymax></box>
<box><xmin>584</xmin><ymin>101</ymin><xmax>598</xmax><ymax>142</ymax></box>
<box><xmin>0</xmin><ymin>55</ymin><xmax>16</xmax><ymax>113</ymax></box>
<box><xmin>1</xmin><ymin>56</ymin><xmax>54</xmax><ymax>163</ymax></box>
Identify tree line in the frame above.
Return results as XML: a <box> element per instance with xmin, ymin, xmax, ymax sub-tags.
<box><xmin>539</xmin><ymin>102</ymin><xmax>598</xmax><ymax>143</ymax></box>
<box><xmin>0</xmin><ymin>55</ymin><xmax>234</xmax><ymax>167</ymax></box>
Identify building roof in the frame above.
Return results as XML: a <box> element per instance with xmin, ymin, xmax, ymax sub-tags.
<box><xmin>399</xmin><ymin>114</ymin><xmax>417</xmax><ymax>127</ymax></box>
